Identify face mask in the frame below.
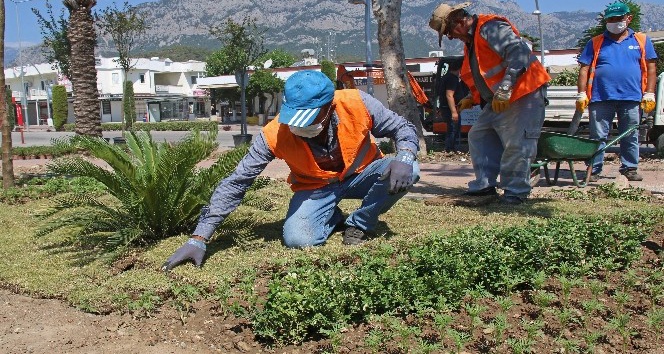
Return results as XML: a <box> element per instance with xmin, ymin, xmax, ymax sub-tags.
<box><xmin>289</xmin><ymin>123</ymin><xmax>324</xmax><ymax>138</ymax></box>
<box><xmin>606</xmin><ymin>21</ymin><xmax>627</xmax><ymax>34</ymax></box>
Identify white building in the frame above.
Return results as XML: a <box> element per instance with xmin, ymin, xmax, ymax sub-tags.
<box><xmin>4</xmin><ymin>56</ymin><xmax>209</xmax><ymax>126</ymax></box>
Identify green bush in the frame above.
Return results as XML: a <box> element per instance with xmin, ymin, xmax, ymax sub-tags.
<box><xmin>38</xmin><ymin>128</ymin><xmax>273</xmax><ymax>257</ymax></box>
<box><xmin>549</xmin><ymin>67</ymin><xmax>579</xmax><ymax>86</ymax></box>
<box><xmin>51</xmin><ymin>85</ymin><xmax>68</xmax><ymax>131</ymax></box>
<box><xmin>0</xmin><ymin>176</ymin><xmax>106</xmax><ymax>205</ymax></box>
<box><xmin>251</xmin><ymin>210</ymin><xmax>660</xmax><ymax>344</ymax></box>
<box><xmin>6</xmin><ymin>91</ymin><xmax>16</xmax><ymax>128</ymax></box>
<box><xmin>62</xmin><ymin>120</ymin><xmax>218</xmax><ymax>132</ymax></box>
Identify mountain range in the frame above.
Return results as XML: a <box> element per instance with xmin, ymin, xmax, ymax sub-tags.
<box><xmin>8</xmin><ymin>0</ymin><xmax>664</xmax><ymax>66</ymax></box>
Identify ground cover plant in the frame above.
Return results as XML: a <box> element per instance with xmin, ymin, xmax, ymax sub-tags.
<box><xmin>0</xmin><ymin>159</ymin><xmax>662</xmax><ymax>352</ymax></box>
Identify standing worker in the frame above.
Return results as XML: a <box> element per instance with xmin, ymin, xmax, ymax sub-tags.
<box><xmin>162</xmin><ymin>70</ymin><xmax>420</xmax><ymax>270</ymax></box>
<box><xmin>437</xmin><ymin>59</ymin><xmax>470</xmax><ymax>152</ymax></box>
<box><xmin>429</xmin><ymin>2</ymin><xmax>550</xmax><ymax>204</ymax></box>
<box><xmin>576</xmin><ymin>1</ymin><xmax>657</xmax><ymax>182</ymax></box>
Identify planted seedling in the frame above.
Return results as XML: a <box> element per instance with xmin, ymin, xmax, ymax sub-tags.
<box><xmin>491</xmin><ymin>313</ymin><xmax>510</xmax><ymax>346</ymax></box>
<box><xmin>609</xmin><ymin>313</ymin><xmax>635</xmax><ymax>353</ymax></box>
<box><xmin>587</xmin><ymin>279</ymin><xmax>605</xmax><ymax>299</ymax></box>
<box><xmin>464</xmin><ymin>303</ymin><xmax>487</xmax><ymax>334</ymax></box>
<box><xmin>581</xmin><ymin>298</ymin><xmax>606</xmax><ymax>330</ymax></box>
<box><xmin>583</xmin><ymin>331</ymin><xmax>604</xmax><ymax>353</ymax></box>
<box><xmin>646</xmin><ymin>308</ymin><xmax>664</xmax><ymax>346</ymax></box>
<box><xmin>521</xmin><ymin>319</ymin><xmax>544</xmax><ymax>342</ymax></box>
<box><xmin>506</xmin><ymin>337</ymin><xmax>534</xmax><ymax>354</ymax></box>
<box><xmin>446</xmin><ymin>328</ymin><xmax>471</xmax><ymax>354</ymax></box>
<box><xmin>496</xmin><ymin>295</ymin><xmax>515</xmax><ymax>313</ymax></box>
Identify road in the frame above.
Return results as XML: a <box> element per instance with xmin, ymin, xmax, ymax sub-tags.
<box><xmin>6</xmin><ymin>124</ymin><xmax>267</xmax><ymax>149</ymax></box>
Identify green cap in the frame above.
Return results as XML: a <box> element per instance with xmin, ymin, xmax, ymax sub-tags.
<box><xmin>604</xmin><ymin>1</ymin><xmax>630</xmax><ymax>18</ymax></box>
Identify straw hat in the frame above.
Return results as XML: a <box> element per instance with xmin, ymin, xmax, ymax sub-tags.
<box><xmin>429</xmin><ymin>2</ymin><xmax>471</xmax><ymax>46</ymax></box>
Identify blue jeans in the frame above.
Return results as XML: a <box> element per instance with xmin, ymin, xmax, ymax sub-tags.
<box><xmin>467</xmin><ymin>87</ymin><xmax>546</xmax><ymax>199</ymax></box>
<box><xmin>587</xmin><ymin>100</ymin><xmax>640</xmax><ymax>174</ymax></box>
<box><xmin>282</xmin><ymin>157</ymin><xmax>420</xmax><ymax>248</ymax></box>
<box><xmin>444</xmin><ymin>115</ymin><xmax>461</xmax><ymax>151</ymax></box>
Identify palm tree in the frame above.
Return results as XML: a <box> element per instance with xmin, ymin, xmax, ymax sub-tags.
<box><xmin>39</xmin><ymin>129</ymin><xmax>274</xmax><ymax>259</ymax></box>
<box><xmin>0</xmin><ymin>0</ymin><xmax>16</xmax><ymax>188</ymax></box>
<box><xmin>64</xmin><ymin>0</ymin><xmax>101</xmax><ymax>137</ymax></box>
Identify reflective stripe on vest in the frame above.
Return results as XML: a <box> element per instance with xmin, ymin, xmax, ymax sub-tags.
<box><xmin>586</xmin><ymin>32</ymin><xmax>647</xmax><ymax>101</ymax></box>
<box><xmin>263</xmin><ymin>89</ymin><xmax>383</xmax><ymax>192</ymax></box>
<box><xmin>460</xmin><ymin>14</ymin><xmax>551</xmax><ymax>104</ymax></box>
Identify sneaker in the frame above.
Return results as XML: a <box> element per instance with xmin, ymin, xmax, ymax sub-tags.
<box><xmin>463</xmin><ymin>186</ymin><xmax>498</xmax><ymax>197</ymax></box>
<box><xmin>621</xmin><ymin>169</ymin><xmax>643</xmax><ymax>181</ymax></box>
<box><xmin>587</xmin><ymin>173</ymin><xmax>600</xmax><ymax>182</ymax></box>
<box><xmin>499</xmin><ymin>195</ymin><xmax>524</xmax><ymax>205</ymax></box>
<box><xmin>342</xmin><ymin>226</ymin><xmax>368</xmax><ymax>245</ymax></box>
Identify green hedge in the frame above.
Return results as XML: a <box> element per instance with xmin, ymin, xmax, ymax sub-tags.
<box><xmin>62</xmin><ymin>120</ymin><xmax>218</xmax><ymax>132</ymax></box>
<box><xmin>51</xmin><ymin>85</ymin><xmax>68</xmax><ymax>131</ymax></box>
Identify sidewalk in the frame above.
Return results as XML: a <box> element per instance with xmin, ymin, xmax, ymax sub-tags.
<box><xmin>8</xmin><ymin>155</ymin><xmax>664</xmax><ymax>198</ymax></box>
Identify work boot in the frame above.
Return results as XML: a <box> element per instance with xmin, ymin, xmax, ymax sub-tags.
<box><xmin>343</xmin><ymin>226</ymin><xmax>368</xmax><ymax>245</ymax></box>
<box><xmin>499</xmin><ymin>195</ymin><xmax>524</xmax><ymax>205</ymax></box>
<box><xmin>463</xmin><ymin>186</ymin><xmax>498</xmax><ymax>197</ymax></box>
<box><xmin>621</xmin><ymin>169</ymin><xmax>643</xmax><ymax>181</ymax></box>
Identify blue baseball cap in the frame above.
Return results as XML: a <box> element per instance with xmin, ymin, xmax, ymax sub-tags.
<box><xmin>604</xmin><ymin>1</ymin><xmax>630</xmax><ymax>18</ymax></box>
<box><xmin>278</xmin><ymin>70</ymin><xmax>335</xmax><ymax>127</ymax></box>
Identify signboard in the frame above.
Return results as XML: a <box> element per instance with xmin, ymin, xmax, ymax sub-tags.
<box><xmin>460</xmin><ymin>106</ymin><xmax>481</xmax><ymax>126</ymax></box>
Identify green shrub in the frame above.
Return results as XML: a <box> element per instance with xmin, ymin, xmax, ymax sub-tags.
<box><xmin>38</xmin><ymin>128</ymin><xmax>273</xmax><ymax>257</ymax></box>
<box><xmin>0</xmin><ymin>176</ymin><xmax>106</xmax><ymax>204</ymax></box>
<box><xmin>62</xmin><ymin>120</ymin><xmax>218</xmax><ymax>132</ymax></box>
<box><xmin>51</xmin><ymin>85</ymin><xmax>68</xmax><ymax>131</ymax></box>
<box><xmin>549</xmin><ymin>67</ymin><xmax>579</xmax><ymax>86</ymax></box>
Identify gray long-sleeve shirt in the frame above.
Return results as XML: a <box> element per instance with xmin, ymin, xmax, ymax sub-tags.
<box><xmin>193</xmin><ymin>90</ymin><xmax>419</xmax><ymax>239</ymax></box>
<box><xmin>467</xmin><ymin>15</ymin><xmax>534</xmax><ymax>102</ymax></box>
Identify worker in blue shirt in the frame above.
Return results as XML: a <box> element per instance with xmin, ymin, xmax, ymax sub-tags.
<box><xmin>576</xmin><ymin>1</ymin><xmax>658</xmax><ymax>182</ymax></box>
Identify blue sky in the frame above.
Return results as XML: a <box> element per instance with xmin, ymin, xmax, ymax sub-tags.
<box><xmin>4</xmin><ymin>0</ymin><xmax>664</xmax><ymax>47</ymax></box>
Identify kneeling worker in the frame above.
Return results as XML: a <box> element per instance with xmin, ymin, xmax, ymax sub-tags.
<box><xmin>163</xmin><ymin>70</ymin><xmax>420</xmax><ymax>270</ymax></box>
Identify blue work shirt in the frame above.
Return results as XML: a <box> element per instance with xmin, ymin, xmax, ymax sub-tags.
<box><xmin>193</xmin><ymin>90</ymin><xmax>419</xmax><ymax>239</ymax></box>
<box><xmin>578</xmin><ymin>29</ymin><xmax>657</xmax><ymax>103</ymax></box>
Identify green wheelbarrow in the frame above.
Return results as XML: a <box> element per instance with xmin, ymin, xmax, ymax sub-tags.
<box><xmin>531</xmin><ymin>125</ymin><xmax>640</xmax><ymax>187</ymax></box>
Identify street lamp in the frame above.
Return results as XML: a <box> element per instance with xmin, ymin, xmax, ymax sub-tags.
<box><xmin>533</xmin><ymin>0</ymin><xmax>545</xmax><ymax>67</ymax></box>
<box><xmin>11</xmin><ymin>0</ymin><xmax>37</xmax><ymax>130</ymax></box>
<box><xmin>348</xmin><ymin>0</ymin><xmax>374</xmax><ymax>96</ymax></box>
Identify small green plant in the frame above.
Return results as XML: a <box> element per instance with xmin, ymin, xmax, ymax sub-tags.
<box><xmin>556</xmin><ymin>308</ymin><xmax>575</xmax><ymax>337</ymax></box>
<box><xmin>613</xmin><ymin>291</ymin><xmax>632</xmax><ymax>315</ymax></box>
<box><xmin>587</xmin><ymin>279</ymin><xmax>606</xmax><ymax>299</ymax></box>
<box><xmin>464</xmin><ymin>303</ymin><xmax>486</xmax><ymax>334</ymax></box>
<box><xmin>621</xmin><ymin>269</ymin><xmax>639</xmax><ymax>291</ymax></box>
<box><xmin>646</xmin><ymin>308</ymin><xmax>664</xmax><ymax>345</ymax></box>
<box><xmin>364</xmin><ymin>328</ymin><xmax>388</xmax><ymax>354</ymax></box>
<box><xmin>595</xmin><ymin>182</ymin><xmax>650</xmax><ymax>201</ymax></box>
<box><xmin>530</xmin><ymin>271</ymin><xmax>547</xmax><ymax>290</ymax></box>
<box><xmin>506</xmin><ymin>337</ymin><xmax>534</xmax><ymax>354</ymax></box>
<box><xmin>127</xmin><ymin>291</ymin><xmax>161</xmax><ymax>318</ymax></box>
<box><xmin>521</xmin><ymin>319</ymin><xmax>544</xmax><ymax>342</ymax></box>
<box><xmin>171</xmin><ymin>283</ymin><xmax>201</xmax><ymax>325</ymax></box>
<box><xmin>558</xmin><ymin>275</ymin><xmax>581</xmax><ymax>308</ymax></box>
<box><xmin>433</xmin><ymin>312</ymin><xmax>454</xmax><ymax>341</ymax></box>
<box><xmin>319</xmin><ymin>323</ymin><xmax>345</xmax><ymax>354</ymax></box>
<box><xmin>446</xmin><ymin>328</ymin><xmax>471</xmax><ymax>354</ymax></box>
<box><xmin>531</xmin><ymin>290</ymin><xmax>557</xmax><ymax>312</ymax></box>
<box><xmin>557</xmin><ymin>338</ymin><xmax>581</xmax><ymax>353</ymax></box>
<box><xmin>491</xmin><ymin>313</ymin><xmax>510</xmax><ymax>346</ymax></box>
<box><xmin>609</xmin><ymin>313</ymin><xmax>635</xmax><ymax>353</ymax></box>
<box><xmin>581</xmin><ymin>298</ymin><xmax>606</xmax><ymax>330</ymax></box>
<box><xmin>583</xmin><ymin>331</ymin><xmax>604</xmax><ymax>353</ymax></box>
<box><xmin>496</xmin><ymin>295</ymin><xmax>514</xmax><ymax>313</ymax></box>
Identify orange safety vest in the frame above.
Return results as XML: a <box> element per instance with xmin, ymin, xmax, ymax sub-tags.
<box><xmin>460</xmin><ymin>14</ymin><xmax>550</xmax><ymax>104</ymax></box>
<box><xmin>263</xmin><ymin>89</ymin><xmax>383</xmax><ymax>192</ymax></box>
<box><xmin>585</xmin><ymin>32</ymin><xmax>648</xmax><ymax>101</ymax></box>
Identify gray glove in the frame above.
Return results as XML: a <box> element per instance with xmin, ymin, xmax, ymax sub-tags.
<box><xmin>161</xmin><ymin>238</ymin><xmax>206</xmax><ymax>271</ymax></box>
<box><xmin>379</xmin><ymin>150</ymin><xmax>415</xmax><ymax>194</ymax></box>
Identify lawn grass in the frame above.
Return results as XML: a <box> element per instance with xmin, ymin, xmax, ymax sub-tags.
<box><xmin>0</xmin><ymin>180</ymin><xmax>661</xmax><ymax>313</ymax></box>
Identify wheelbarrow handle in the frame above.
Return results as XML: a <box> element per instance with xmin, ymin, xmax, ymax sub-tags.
<box><xmin>590</xmin><ymin>124</ymin><xmax>640</xmax><ymax>159</ymax></box>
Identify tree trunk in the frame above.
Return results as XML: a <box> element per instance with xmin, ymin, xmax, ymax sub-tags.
<box><xmin>0</xmin><ymin>0</ymin><xmax>15</xmax><ymax>188</ymax></box>
<box><xmin>67</xmin><ymin>0</ymin><xmax>101</xmax><ymax>137</ymax></box>
<box><xmin>373</xmin><ymin>0</ymin><xmax>427</xmax><ymax>154</ymax></box>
